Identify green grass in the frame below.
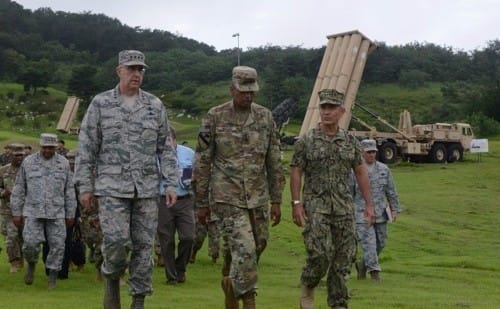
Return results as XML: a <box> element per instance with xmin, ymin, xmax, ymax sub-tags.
<box><xmin>0</xmin><ymin>134</ymin><xmax>499</xmax><ymax>308</ymax></box>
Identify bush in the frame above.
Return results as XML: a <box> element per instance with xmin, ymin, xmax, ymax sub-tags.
<box><xmin>467</xmin><ymin>112</ymin><xmax>500</xmax><ymax>137</ymax></box>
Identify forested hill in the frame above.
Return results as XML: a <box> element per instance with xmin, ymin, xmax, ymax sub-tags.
<box><xmin>1</xmin><ymin>0</ymin><xmax>499</xmax><ymax>135</ymax></box>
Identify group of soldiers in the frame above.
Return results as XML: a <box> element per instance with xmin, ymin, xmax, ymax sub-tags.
<box><xmin>0</xmin><ymin>48</ymin><xmax>402</xmax><ymax>309</ymax></box>
<box><xmin>0</xmin><ymin>140</ymin><xmax>103</xmax><ymax>280</ymax></box>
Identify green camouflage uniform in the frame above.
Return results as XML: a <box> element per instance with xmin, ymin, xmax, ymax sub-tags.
<box><xmin>0</xmin><ymin>163</ymin><xmax>23</xmax><ymax>265</ymax></box>
<box><xmin>10</xmin><ymin>152</ymin><xmax>77</xmax><ymax>271</ymax></box>
<box><xmin>74</xmin><ymin>85</ymin><xmax>177</xmax><ymax>296</ymax></box>
<box><xmin>290</xmin><ymin>125</ymin><xmax>362</xmax><ymax>308</ymax></box>
<box><xmin>80</xmin><ymin>198</ymin><xmax>103</xmax><ymax>270</ymax></box>
<box><xmin>194</xmin><ymin>100</ymin><xmax>285</xmax><ymax>297</ymax></box>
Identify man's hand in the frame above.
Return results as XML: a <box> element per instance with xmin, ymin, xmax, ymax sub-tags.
<box><xmin>165</xmin><ymin>191</ymin><xmax>177</xmax><ymax>208</ymax></box>
<box><xmin>197</xmin><ymin>207</ymin><xmax>211</xmax><ymax>225</ymax></box>
<box><xmin>65</xmin><ymin>218</ymin><xmax>75</xmax><ymax>227</ymax></box>
<box><xmin>364</xmin><ymin>202</ymin><xmax>375</xmax><ymax>226</ymax></box>
<box><xmin>79</xmin><ymin>192</ymin><xmax>95</xmax><ymax>209</ymax></box>
<box><xmin>12</xmin><ymin>216</ymin><xmax>23</xmax><ymax>229</ymax></box>
<box><xmin>270</xmin><ymin>203</ymin><xmax>281</xmax><ymax>227</ymax></box>
<box><xmin>292</xmin><ymin>203</ymin><xmax>307</xmax><ymax>227</ymax></box>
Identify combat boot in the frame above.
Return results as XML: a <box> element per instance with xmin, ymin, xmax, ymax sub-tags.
<box><xmin>103</xmin><ymin>278</ymin><xmax>121</xmax><ymax>309</ymax></box>
<box><xmin>10</xmin><ymin>259</ymin><xmax>23</xmax><ymax>273</ymax></box>
<box><xmin>241</xmin><ymin>291</ymin><xmax>256</xmax><ymax>309</ymax></box>
<box><xmin>221</xmin><ymin>276</ymin><xmax>239</xmax><ymax>309</ymax></box>
<box><xmin>130</xmin><ymin>295</ymin><xmax>145</xmax><ymax>309</ymax></box>
<box><xmin>48</xmin><ymin>270</ymin><xmax>58</xmax><ymax>289</ymax></box>
<box><xmin>370</xmin><ymin>270</ymin><xmax>380</xmax><ymax>283</ymax></box>
<box><xmin>300</xmin><ymin>285</ymin><xmax>314</xmax><ymax>309</ymax></box>
<box><xmin>355</xmin><ymin>260</ymin><xmax>366</xmax><ymax>280</ymax></box>
<box><xmin>24</xmin><ymin>262</ymin><xmax>36</xmax><ymax>285</ymax></box>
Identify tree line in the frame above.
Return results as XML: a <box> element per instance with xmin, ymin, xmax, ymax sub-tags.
<box><xmin>1</xmin><ymin>0</ymin><xmax>499</xmax><ymax>134</ymax></box>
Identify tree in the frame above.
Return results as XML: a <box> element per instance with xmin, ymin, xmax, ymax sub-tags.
<box><xmin>17</xmin><ymin>59</ymin><xmax>50</xmax><ymax>94</ymax></box>
<box><xmin>67</xmin><ymin>65</ymin><xmax>98</xmax><ymax>101</ymax></box>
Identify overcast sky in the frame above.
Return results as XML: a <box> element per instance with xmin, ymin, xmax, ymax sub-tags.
<box><xmin>13</xmin><ymin>0</ymin><xmax>500</xmax><ymax>52</ymax></box>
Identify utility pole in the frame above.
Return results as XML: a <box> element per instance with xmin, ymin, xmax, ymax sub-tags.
<box><xmin>232</xmin><ymin>33</ymin><xmax>240</xmax><ymax>66</ymax></box>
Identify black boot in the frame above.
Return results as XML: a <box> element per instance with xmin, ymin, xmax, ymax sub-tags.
<box><xmin>131</xmin><ymin>295</ymin><xmax>145</xmax><ymax>309</ymax></box>
<box><xmin>24</xmin><ymin>262</ymin><xmax>36</xmax><ymax>285</ymax></box>
<box><xmin>48</xmin><ymin>270</ymin><xmax>58</xmax><ymax>289</ymax></box>
<box><xmin>103</xmin><ymin>278</ymin><xmax>121</xmax><ymax>309</ymax></box>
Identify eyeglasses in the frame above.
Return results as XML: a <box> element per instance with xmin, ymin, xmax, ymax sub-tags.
<box><xmin>125</xmin><ymin>65</ymin><xmax>146</xmax><ymax>73</ymax></box>
<box><xmin>366</xmin><ymin>150</ymin><xmax>377</xmax><ymax>154</ymax></box>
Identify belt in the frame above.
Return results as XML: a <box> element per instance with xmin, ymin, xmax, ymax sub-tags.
<box><xmin>177</xmin><ymin>195</ymin><xmax>191</xmax><ymax>200</ymax></box>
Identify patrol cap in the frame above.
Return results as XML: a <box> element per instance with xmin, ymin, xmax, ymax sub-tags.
<box><xmin>232</xmin><ymin>66</ymin><xmax>259</xmax><ymax>92</ymax></box>
<box><xmin>118</xmin><ymin>50</ymin><xmax>148</xmax><ymax>67</ymax></box>
<box><xmin>361</xmin><ymin>139</ymin><xmax>378</xmax><ymax>152</ymax></box>
<box><xmin>318</xmin><ymin>89</ymin><xmax>344</xmax><ymax>106</ymax></box>
<box><xmin>66</xmin><ymin>150</ymin><xmax>76</xmax><ymax>164</ymax></box>
<box><xmin>40</xmin><ymin>133</ymin><xmax>58</xmax><ymax>147</ymax></box>
<box><xmin>9</xmin><ymin>143</ymin><xmax>25</xmax><ymax>155</ymax></box>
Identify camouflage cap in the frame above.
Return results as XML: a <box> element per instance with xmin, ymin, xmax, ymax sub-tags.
<box><xmin>66</xmin><ymin>150</ymin><xmax>76</xmax><ymax>163</ymax></box>
<box><xmin>361</xmin><ymin>139</ymin><xmax>378</xmax><ymax>152</ymax></box>
<box><xmin>118</xmin><ymin>50</ymin><xmax>148</xmax><ymax>67</ymax></box>
<box><xmin>8</xmin><ymin>143</ymin><xmax>25</xmax><ymax>155</ymax></box>
<box><xmin>232</xmin><ymin>66</ymin><xmax>259</xmax><ymax>92</ymax></box>
<box><xmin>40</xmin><ymin>133</ymin><xmax>58</xmax><ymax>147</ymax></box>
<box><xmin>318</xmin><ymin>89</ymin><xmax>344</xmax><ymax>106</ymax></box>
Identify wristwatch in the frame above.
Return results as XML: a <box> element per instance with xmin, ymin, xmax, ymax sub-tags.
<box><xmin>292</xmin><ymin>200</ymin><xmax>301</xmax><ymax>207</ymax></box>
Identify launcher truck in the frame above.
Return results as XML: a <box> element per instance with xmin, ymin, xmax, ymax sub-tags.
<box><xmin>349</xmin><ymin>103</ymin><xmax>474</xmax><ymax>163</ymax></box>
<box><xmin>299</xmin><ymin>30</ymin><xmax>474</xmax><ymax>163</ymax></box>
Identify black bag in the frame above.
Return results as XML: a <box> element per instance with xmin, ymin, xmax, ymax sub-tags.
<box><xmin>70</xmin><ymin>225</ymin><xmax>86</xmax><ymax>266</ymax></box>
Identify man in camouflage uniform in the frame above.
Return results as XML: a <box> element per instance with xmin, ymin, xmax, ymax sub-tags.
<box><xmin>351</xmin><ymin>139</ymin><xmax>400</xmax><ymax>283</ymax></box>
<box><xmin>80</xmin><ymin>194</ymin><xmax>103</xmax><ymax>279</ymax></box>
<box><xmin>0</xmin><ymin>143</ymin><xmax>25</xmax><ymax>273</ymax></box>
<box><xmin>190</xmin><ymin>209</ymin><xmax>220</xmax><ymax>265</ymax></box>
<box><xmin>0</xmin><ymin>144</ymin><xmax>12</xmax><ymax>166</ymax></box>
<box><xmin>11</xmin><ymin>133</ymin><xmax>76</xmax><ymax>289</ymax></box>
<box><xmin>74</xmin><ymin>50</ymin><xmax>177</xmax><ymax>309</ymax></box>
<box><xmin>290</xmin><ymin>89</ymin><xmax>375</xmax><ymax>309</ymax></box>
<box><xmin>194</xmin><ymin>66</ymin><xmax>285</xmax><ymax>309</ymax></box>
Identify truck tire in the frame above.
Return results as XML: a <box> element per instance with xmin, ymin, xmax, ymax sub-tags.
<box><xmin>430</xmin><ymin>143</ymin><xmax>447</xmax><ymax>163</ymax></box>
<box><xmin>447</xmin><ymin>144</ymin><xmax>464</xmax><ymax>162</ymax></box>
<box><xmin>379</xmin><ymin>142</ymin><xmax>397</xmax><ymax>164</ymax></box>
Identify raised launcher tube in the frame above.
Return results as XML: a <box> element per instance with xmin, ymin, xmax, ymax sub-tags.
<box><xmin>299</xmin><ymin>30</ymin><xmax>377</xmax><ymax>136</ymax></box>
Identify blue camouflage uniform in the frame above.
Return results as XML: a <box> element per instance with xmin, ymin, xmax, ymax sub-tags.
<box><xmin>11</xmin><ymin>152</ymin><xmax>76</xmax><ymax>271</ymax></box>
<box><xmin>351</xmin><ymin>160</ymin><xmax>400</xmax><ymax>273</ymax></box>
<box><xmin>74</xmin><ymin>85</ymin><xmax>177</xmax><ymax>296</ymax></box>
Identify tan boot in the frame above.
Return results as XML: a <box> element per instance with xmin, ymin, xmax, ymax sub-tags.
<box><xmin>10</xmin><ymin>260</ymin><xmax>23</xmax><ymax>273</ymax></box>
<box><xmin>103</xmin><ymin>278</ymin><xmax>121</xmax><ymax>309</ymax></box>
<box><xmin>300</xmin><ymin>285</ymin><xmax>314</xmax><ymax>309</ymax></box>
<box><xmin>221</xmin><ymin>276</ymin><xmax>239</xmax><ymax>309</ymax></box>
<box><xmin>241</xmin><ymin>291</ymin><xmax>256</xmax><ymax>309</ymax></box>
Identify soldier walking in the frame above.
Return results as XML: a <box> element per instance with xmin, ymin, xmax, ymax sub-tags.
<box><xmin>351</xmin><ymin>139</ymin><xmax>400</xmax><ymax>282</ymax></box>
<box><xmin>11</xmin><ymin>133</ymin><xmax>76</xmax><ymax>289</ymax></box>
<box><xmin>74</xmin><ymin>50</ymin><xmax>178</xmax><ymax>309</ymax></box>
<box><xmin>0</xmin><ymin>143</ymin><xmax>26</xmax><ymax>273</ymax></box>
<box><xmin>194</xmin><ymin>66</ymin><xmax>285</xmax><ymax>308</ymax></box>
<box><xmin>290</xmin><ymin>89</ymin><xmax>375</xmax><ymax>309</ymax></box>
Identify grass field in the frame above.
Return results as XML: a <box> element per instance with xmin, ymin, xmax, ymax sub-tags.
<box><xmin>0</xmin><ymin>129</ymin><xmax>499</xmax><ymax>308</ymax></box>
